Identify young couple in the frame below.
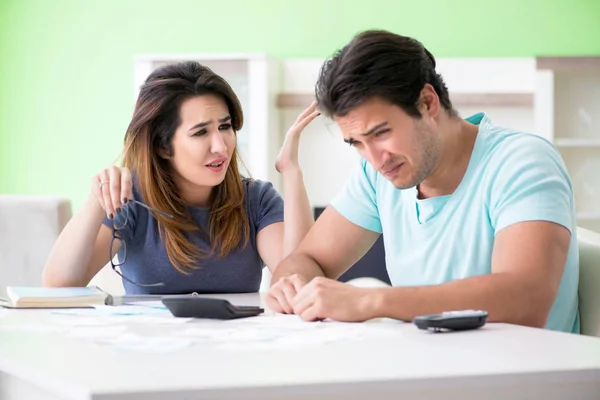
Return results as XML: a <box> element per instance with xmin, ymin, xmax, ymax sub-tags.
<box><xmin>44</xmin><ymin>30</ymin><xmax>579</xmax><ymax>333</ymax></box>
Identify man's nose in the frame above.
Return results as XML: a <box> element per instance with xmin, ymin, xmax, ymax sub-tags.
<box><xmin>364</xmin><ymin>145</ymin><xmax>389</xmax><ymax>171</ymax></box>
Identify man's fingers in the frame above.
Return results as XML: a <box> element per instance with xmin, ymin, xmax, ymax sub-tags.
<box><xmin>292</xmin><ymin>290</ymin><xmax>313</xmax><ymax>317</ymax></box>
<box><xmin>268</xmin><ymin>287</ymin><xmax>293</xmax><ymax>314</ymax></box>
<box><xmin>299</xmin><ymin>304</ymin><xmax>322</xmax><ymax>322</ymax></box>
<box><xmin>290</xmin><ymin>279</ymin><xmax>313</xmax><ymax>309</ymax></box>
<box><xmin>290</xmin><ymin>276</ymin><xmax>307</xmax><ymax>293</ymax></box>
<box><xmin>281</xmin><ymin>284</ymin><xmax>298</xmax><ymax>309</ymax></box>
<box><xmin>264</xmin><ymin>293</ymin><xmax>284</xmax><ymax>314</ymax></box>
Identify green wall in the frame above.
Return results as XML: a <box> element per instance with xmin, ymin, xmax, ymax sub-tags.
<box><xmin>1</xmin><ymin>0</ymin><xmax>599</xmax><ymax>210</ymax></box>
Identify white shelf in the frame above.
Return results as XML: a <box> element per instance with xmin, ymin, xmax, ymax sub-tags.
<box><xmin>277</xmin><ymin>93</ymin><xmax>533</xmax><ymax>108</ymax></box>
<box><xmin>555</xmin><ymin>138</ymin><xmax>600</xmax><ymax>148</ymax></box>
<box><xmin>577</xmin><ymin>213</ymin><xmax>600</xmax><ymax>220</ymax></box>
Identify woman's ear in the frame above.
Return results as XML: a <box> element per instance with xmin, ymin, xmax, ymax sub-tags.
<box><xmin>158</xmin><ymin>141</ymin><xmax>173</xmax><ymax>159</ymax></box>
<box><xmin>158</xmin><ymin>147</ymin><xmax>170</xmax><ymax>160</ymax></box>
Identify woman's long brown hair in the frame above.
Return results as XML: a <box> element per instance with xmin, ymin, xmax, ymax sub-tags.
<box><xmin>121</xmin><ymin>61</ymin><xmax>250</xmax><ymax>273</ymax></box>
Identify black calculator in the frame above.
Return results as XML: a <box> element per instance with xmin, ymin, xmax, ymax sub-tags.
<box><xmin>162</xmin><ymin>297</ymin><xmax>264</xmax><ymax>320</ymax></box>
<box><xmin>413</xmin><ymin>310</ymin><xmax>488</xmax><ymax>332</ymax></box>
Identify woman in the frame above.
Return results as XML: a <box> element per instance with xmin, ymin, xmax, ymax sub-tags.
<box><xmin>42</xmin><ymin>61</ymin><xmax>317</xmax><ymax>294</ymax></box>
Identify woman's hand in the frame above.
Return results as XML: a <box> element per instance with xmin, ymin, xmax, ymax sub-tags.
<box><xmin>275</xmin><ymin>101</ymin><xmax>320</xmax><ymax>174</ymax></box>
<box><xmin>91</xmin><ymin>166</ymin><xmax>133</xmax><ymax>218</ymax></box>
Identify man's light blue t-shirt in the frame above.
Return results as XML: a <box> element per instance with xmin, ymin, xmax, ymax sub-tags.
<box><xmin>331</xmin><ymin>113</ymin><xmax>580</xmax><ymax>333</ymax></box>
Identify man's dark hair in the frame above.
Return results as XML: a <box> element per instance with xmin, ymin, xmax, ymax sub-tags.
<box><xmin>315</xmin><ymin>30</ymin><xmax>455</xmax><ymax>118</ymax></box>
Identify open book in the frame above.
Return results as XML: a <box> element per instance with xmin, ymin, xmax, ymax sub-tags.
<box><xmin>0</xmin><ymin>286</ymin><xmax>111</xmax><ymax>308</ymax></box>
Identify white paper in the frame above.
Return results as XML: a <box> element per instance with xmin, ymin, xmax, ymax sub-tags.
<box><xmin>45</xmin><ymin>305</ymin><xmax>193</xmax><ymax>353</ymax></box>
<box><xmin>52</xmin><ymin>304</ymin><xmax>192</xmax><ymax>325</ymax></box>
<box><xmin>2</xmin><ymin>305</ymin><xmax>403</xmax><ymax>353</ymax></box>
<box><xmin>177</xmin><ymin>313</ymin><xmax>401</xmax><ymax>350</ymax></box>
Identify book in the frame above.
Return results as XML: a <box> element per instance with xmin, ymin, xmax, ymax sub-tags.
<box><xmin>0</xmin><ymin>286</ymin><xmax>111</xmax><ymax>308</ymax></box>
<box><xmin>0</xmin><ymin>287</ymin><xmax>204</xmax><ymax>308</ymax></box>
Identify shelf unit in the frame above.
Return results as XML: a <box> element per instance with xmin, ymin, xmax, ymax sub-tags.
<box><xmin>535</xmin><ymin>56</ymin><xmax>600</xmax><ymax>233</ymax></box>
<box><xmin>555</xmin><ymin>139</ymin><xmax>600</xmax><ymax>148</ymax></box>
<box><xmin>133</xmin><ymin>54</ymin><xmax>281</xmax><ymax>189</ymax></box>
<box><xmin>576</xmin><ymin>212</ymin><xmax>600</xmax><ymax>220</ymax></box>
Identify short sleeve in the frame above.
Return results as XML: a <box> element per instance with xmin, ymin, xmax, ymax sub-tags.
<box><xmin>330</xmin><ymin>158</ymin><xmax>382</xmax><ymax>233</ymax></box>
<box><xmin>249</xmin><ymin>180</ymin><xmax>284</xmax><ymax>232</ymax></box>
<box><xmin>489</xmin><ymin>135</ymin><xmax>574</xmax><ymax>234</ymax></box>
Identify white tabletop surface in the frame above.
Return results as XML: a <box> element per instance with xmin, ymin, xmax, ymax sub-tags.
<box><xmin>1</xmin><ymin>293</ymin><xmax>600</xmax><ymax>400</ymax></box>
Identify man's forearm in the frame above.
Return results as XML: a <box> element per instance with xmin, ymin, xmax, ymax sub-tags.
<box><xmin>368</xmin><ymin>273</ymin><xmax>552</xmax><ymax>328</ymax></box>
<box><xmin>270</xmin><ymin>252</ymin><xmax>325</xmax><ymax>285</ymax></box>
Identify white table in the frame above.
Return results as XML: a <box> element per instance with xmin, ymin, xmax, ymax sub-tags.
<box><xmin>1</xmin><ymin>293</ymin><xmax>599</xmax><ymax>400</ymax></box>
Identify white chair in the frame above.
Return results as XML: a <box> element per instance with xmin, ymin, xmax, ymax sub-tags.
<box><xmin>0</xmin><ymin>195</ymin><xmax>72</xmax><ymax>296</ymax></box>
<box><xmin>0</xmin><ymin>195</ymin><xmax>125</xmax><ymax>296</ymax></box>
<box><xmin>577</xmin><ymin>226</ymin><xmax>600</xmax><ymax>337</ymax></box>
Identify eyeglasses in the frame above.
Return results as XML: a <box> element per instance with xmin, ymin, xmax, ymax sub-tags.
<box><xmin>110</xmin><ymin>199</ymin><xmax>174</xmax><ymax>288</ymax></box>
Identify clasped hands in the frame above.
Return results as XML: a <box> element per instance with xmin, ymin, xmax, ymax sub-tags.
<box><xmin>265</xmin><ymin>275</ymin><xmax>378</xmax><ymax>322</ymax></box>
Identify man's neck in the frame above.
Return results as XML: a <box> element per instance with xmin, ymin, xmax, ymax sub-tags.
<box><xmin>417</xmin><ymin>117</ymin><xmax>479</xmax><ymax>199</ymax></box>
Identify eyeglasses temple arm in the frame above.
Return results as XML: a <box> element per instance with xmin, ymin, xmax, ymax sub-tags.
<box><xmin>130</xmin><ymin>199</ymin><xmax>174</xmax><ymax>219</ymax></box>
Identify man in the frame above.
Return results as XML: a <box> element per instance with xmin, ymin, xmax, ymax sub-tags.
<box><xmin>266</xmin><ymin>30</ymin><xmax>579</xmax><ymax>333</ymax></box>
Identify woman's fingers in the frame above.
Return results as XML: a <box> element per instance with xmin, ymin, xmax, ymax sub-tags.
<box><xmin>294</xmin><ymin>100</ymin><xmax>318</xmax><ymax>125</ymax></box>
<box><xmin>100</xmin><ymin>171</ymin><xmax>114</xmax><ymax>218</ymax></box>
<box><xmin>294</xmin><ymin>110</ymin><xmax>321</xmax><ymax>133</ymax></box>
<box><xmin>108</xmin><ymin>166</ymin><xmax>123</xmax><ymax>216</ymax></box>
<box><xmin>120</xmin><ymin>167</ymin><xmax>133</xmax><ymax>204</ymax></box>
